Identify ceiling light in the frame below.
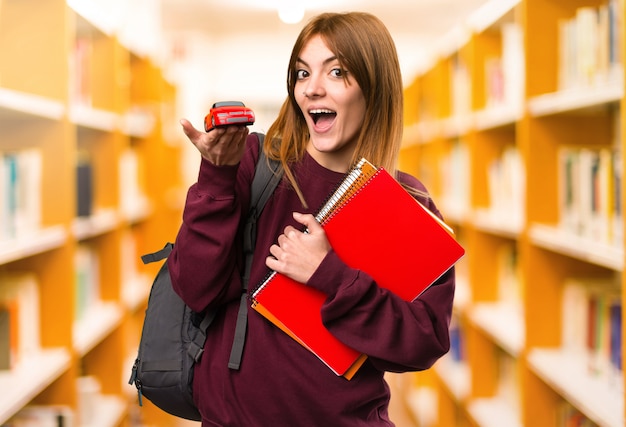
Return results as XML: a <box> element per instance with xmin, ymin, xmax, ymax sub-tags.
<box><xmin>277</xmin><ymin>1</ymin><xmax>305</xmax><ymax>24</ymax></box>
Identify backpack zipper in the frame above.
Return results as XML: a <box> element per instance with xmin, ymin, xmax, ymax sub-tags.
<box><xmin>128</xmin><ymin>358</ymin><xmax>143</xmax><ymax>406</ymax></box>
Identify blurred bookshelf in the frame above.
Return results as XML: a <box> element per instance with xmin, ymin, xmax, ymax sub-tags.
<box><xmin>398</xmin><ymin>0</ymin><xmax>625</xmax><ymax>426</ymax></box>
<box><xmin>0</xmin><ymin>0</ymin><xmax>185</xmax><ymax>425</ymax></box>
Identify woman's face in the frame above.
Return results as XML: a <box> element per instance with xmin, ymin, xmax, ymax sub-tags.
<box><xmin>294</xmin><ymin>35</ymin><xmax>366</xmax><ymax>172</ymax></box>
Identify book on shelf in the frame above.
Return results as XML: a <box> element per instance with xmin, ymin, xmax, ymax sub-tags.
<box><xmin>610</xmin><ymin>155</ymin><xmax>623</xmax><ymax>250</ymax></box>
<box><xmin>6</xmin><ymin>405</ymin><xmax>74</xmax><ymax>427</ymax></box>
<box><xmin>558</xmin><ymin>145</ymin><xmax>622</xmax><ymax>247</ymax></box>
<box><xmin>501</xmin><ymin>22</ymin><xmax>525</xmax><ymax>111</ymax></box>
<box><xmin>0</xmin><ymin>306</ymin><xmax>10</xmax><ymax>369</ymax></box>
<box><xmin>611</xmin><ymin>107</ymin><xmax>623</xmax><ymax>247</ymax></box>
<box><xmin>76</xmin><ymin>375</ymin><xmax>101</xmax><ymax>425</ymax></box>
<box><xmin>76</xmin><ymin>155</ymin><xmax>93</xmax><ymax>218</ymax></box>
<box><xmin>496</xmin><ymin>350</ymin><xmax>521</xmax><ymax>416</ymax></box>
<box><xmin>484</xmin><ymin>56</ymin><xmax>504</xmax><ymax>109</ymax></box>
<box><xmin>120</xmin><ymin>230</ymin><xmax>138</xmax><ymax>285</ymax></box>
<box><xmin>496</xmin><ymin>243</ymin><xmax>523</xmax><ymax>310</ymax></box>
<box><xmin>588</xmin><ymin>288</ymin><xmax>622</xmax><ymax>382</ymax></box>
<box><xmin>558</xmin><ymin>1</ymin><xmax>623</xmax><ymax>90</ymax></box>
<box><xmin>487</xmin><ymin>145</ymin><xmax>525</xmax><ymax>228</ymax></box>
<box><xmin>69</xmin><ymin>36</ymin><xmax>92</xmax><ymax>107</ymax></box>
<box><xmin>482</xmin><ymin>22</ymin><xmax>524</xmax><ymax>112</ymax></box>
<box><xmin>557</xmin><ymin>401</ymin><xmax>598</xmax><ymax>427</ymax></box>
<box><xmin>251</xmin><ymin>158</ymin><xmax>465</xmax><ymax>378</ymax></box>
<box><xmin>439</xmin><ymin>139</ymin><xmax>470</xmax><ymax>219</ymax></box>
<box><xmin>450</xmin><ymin>53</ymin><xmax>471</xmax><ymax>117</ymax></box>
<box><xmin>74</xmin><ymin>244</ymin><xmax>100</xmax><ymax>322</ymax></box>
<box><xmin>609</xmin><ymin>301</ymin><xmax>622</xmax><ymax>376</ymax></box>
<box><xmin>561</xmin><ymin>276</ymin><xmax>622</xmax><ymax>386</ymax></box>
<box><xmin>0</xmin><ymin>150</ymin><xmax>43</xmax><ymax>242</ymax></box>
<box><xmin>449</xmin><ymin>314</ymin><xmax>464</xmax><ymax>363</ymax></box>
<box><xmin>119</xmin><ymin>147</ymin><xmax>150</xmax><ymax>218</ymax></box>
<box><xmin>0</xmin><ymin>272</ymin><xmax>40</xmax><ymax>369</ymax></box>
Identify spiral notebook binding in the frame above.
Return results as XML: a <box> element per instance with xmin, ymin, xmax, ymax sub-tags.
<box><xmin>325</xmin><ymin>167</ymin><xmax>380</xmax><ymax>225</ymax></box>
<box><xmin>251</xmin><ymin>270</ymin><xmax>276</xmax><ymax>299</ymax></box>
<box><xmin>315</xmin><ymin>158</ymin><xmax>378</xmax><ymax>225</ymax></box>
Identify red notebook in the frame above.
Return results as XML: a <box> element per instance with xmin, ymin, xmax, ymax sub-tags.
<box><xmin>251</xmin><ymin>158</ymin><xmax>465</xmax><ymax>379</ymax></box>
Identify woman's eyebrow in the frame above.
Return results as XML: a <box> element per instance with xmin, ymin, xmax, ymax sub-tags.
<box><xmin>296</xmin><ymin>55</ymin><xmax>339</xmax><ymax>68</ymax></box>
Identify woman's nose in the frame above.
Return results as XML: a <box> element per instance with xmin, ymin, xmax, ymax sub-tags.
<box><xmin>302</xmin><ymin>75</ymin><xmax>325</xmax><ymax>98</ymax></box>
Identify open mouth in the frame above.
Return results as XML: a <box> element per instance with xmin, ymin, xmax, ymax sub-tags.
<box><xmin>310</xmin><ymin>109</ymin><xmax>337</xmax><ymax>126</ymax></box>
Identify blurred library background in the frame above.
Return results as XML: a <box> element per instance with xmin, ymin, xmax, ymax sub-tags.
<box><xmin>0</xmin><ymin>0</ymin><xmax>624</xmax><ymax>426</ymax></box>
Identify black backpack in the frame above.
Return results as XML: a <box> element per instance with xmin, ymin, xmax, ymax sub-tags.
<box><xmin>128</xmin><ymin>133</ymin><xmax>282</xmax><ymax>421</ymax></box>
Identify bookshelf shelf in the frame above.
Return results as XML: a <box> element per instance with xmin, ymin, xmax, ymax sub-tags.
<box><xmin>399</xmin><ymin>0</ymin><xmax>625</xmax><ymax>425</ymax></box>
<box><xmin>473</xmin><ymin>106</ymin><xmax>521</xmax><ymax>131</ymax></box>
<box><xmin>529</xmin><ymin>223</ymin><xmax>623</xmax><ymax>271</ymax></box>
<box><xmin>121</xmin><ymin>109</ymin><xmax>157</xmax><ymax>138</ymax></box>
<box><xmin>527</xmin><ymin>349</ymin><xmax>623</xmax><ymax>427</ymax></box>
<box><xmin>73</xmin><ymin>301</ymin><xmax>125</xmax><ymax>357</ymax></box>
<box><xmin>404</xmin><ymin>385</ymin><xmax>437</xmax><ymax>427</ymax></box>
<box><xmin>71</xmin><ymin>209</ymin><xmax>120</xmax><ymax>241</ymax></box>
<box><xmin>528</xmin><ymin>81</ymin><xmax>623</xmax><ymax>117</ymax></box>
<box><xmin>472</xmin><ymin>209</ymin><xmax>523</xmax><ymax>239</ymax></box>
<box><xmin>69</xmin><ymin>105</ymin><xmax>119</xmax><ymax>132</ymax></box>
<box><xmin>468</xmin><ymin>303</ymin><xmax>524</xmax><ymax>356</ymax></box>
<box><xmin>439</xmin><ymin>201</ymin><xmax>470</xmax><ymax>225</ymax></box>
<box><xmin>121</xmin><ymin>274</ymin><xmax>152</xmax><ymax>312</ymax></box>
<box><xmin>119</xmin><ymin>197</ymin><xmax>153</xmax><ymax>224</ymax></box>
<box><xmin>440</xmin><ymin>115</ymin><xmax>474</xmax><ymax>139</ymax></box>
<box><xmin>416</xmin><ymin>121</ymin><xmax>443</xmax><ymax>145</ymax></box>
<box><xmin>434</xmin><ymin>356</ymin><xmax>471</xmax><ymax>401</ymax></box>
<box><xmin>0</xmin><ymin>348</ymin><xmax>72</xmax><ymax>424</ymax></box>
<box><xmin>89</xmin><ymin>394</ymin><xmax>127</xmax><ymax>427</ymax></box>
<box><xmin>0</xmin><ymin>226</ymin><xmax>67</xmax><ymax>265</ymax></box>
<box><xmin>0</xmin><ymin>87</ymin><xmax>65</xmax><ymax>121</ymax></box>
<box><xmin>467</xmin><ymin>397</ymin><xmax>522</xmax><ymax>427</ymax></box>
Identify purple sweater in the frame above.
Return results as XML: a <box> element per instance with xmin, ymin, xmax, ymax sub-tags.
<box><xmin>168</xmin><ymin>134</ymin><xmax>455</xmax><ymax>426</ymax></box>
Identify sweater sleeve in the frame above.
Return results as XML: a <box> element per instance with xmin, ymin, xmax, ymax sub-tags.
<box><xmin>306</xmin><ymin>173</ymin><xmax>455</xmax><ymax>372</ymax></box>
<box><xmin>167</xmin><ymin>135</ymin><xmax>260</xmax><ymax>313</ymax></box>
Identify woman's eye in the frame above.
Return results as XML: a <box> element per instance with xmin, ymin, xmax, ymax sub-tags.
<box><xmin>296</xmin><ymin>69</ymin><xmax>309</xmax><ymax>80</ymax></box>
<box><xmin>330</xmin><ymin>68</ymin><xmax>345</xmax><ymax>78</ymax></box>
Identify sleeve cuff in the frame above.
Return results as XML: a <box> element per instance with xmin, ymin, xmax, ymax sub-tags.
<box><xmin>195</xmin><ymin>157</ymin><xmax>239</xmax><ymax>198</ymax></box>
<box><xmin>306</xmin><ymin>250</ymin><xmax>359</xmax><ymax>296</ymax></box>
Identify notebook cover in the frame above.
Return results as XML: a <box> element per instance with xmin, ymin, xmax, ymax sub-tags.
<box><xmin>252</xmin><ymin>162</ymin><xmax>465</xmax><ymax>378</ymax></box>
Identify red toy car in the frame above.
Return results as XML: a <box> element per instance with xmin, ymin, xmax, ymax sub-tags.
<box><xmin>204</xmin><ymin>101</ymin><xmax>255</xmax><ymax>132</ymax></box>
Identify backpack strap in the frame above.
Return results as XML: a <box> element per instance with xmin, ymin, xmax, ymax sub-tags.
<box><xmin>242</xmin><ymin>134</ymin><xmax>283</xmax><ymax>286</ymax></box>
<box><xmin>140</xmin><ymin>242</ymin><xmax>173</xmax><ymax>264</ymax></box>
<box><xmin>228</xmin><ymin>132</ymin><xmax>282</xmax><ymax>369</ymax></box>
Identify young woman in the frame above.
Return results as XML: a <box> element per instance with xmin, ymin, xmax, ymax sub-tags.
<box><xmin>169</xmin><ymin>12</ymin><xmax>455</xmax><ymax>426</ymax></box>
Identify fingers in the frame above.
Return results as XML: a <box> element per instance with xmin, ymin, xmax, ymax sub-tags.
<box><xmin>266</xmin><ymin>228</ymin><xmax>298</xmax><ymax>269</ymax></box>
<box><xmin>179</xmin><ymin>118</ymin><xmax>249</xmax><ymax>165</ymax></box>
<box><xmin>268</xmin><ymin>242</ymin><xmax>283</xmax><ymax>262</ymax></box>
<box><xmin>264</xmin><ymin>214</ymin><xmax>330</xmax><ymax>283</ymax></box>
<box><xmin>179</xmin><ymin>118</ymin><xmax>203</xmax><ymax>142</ymax></box>
<box><xmin>219</xmin><ymin>125</ymin><xmax>249</xmax><ymax>147</ymax></box>
<box><xmin>179</xmin><ymin>117</ymin><xmax>247</xmax><ymax>144</ymax></box>
<box><xmin>272</xmin><ymin>228</ymin><xmax>296</xmax><ymax>257</ymax></box>
<box><xmin>293</xmin><ymin>212</ymin><xmax>321</xmax><ymax>233</ymax></box>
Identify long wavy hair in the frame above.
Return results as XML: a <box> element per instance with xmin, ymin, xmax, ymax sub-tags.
<box><xmin>264</xmin><ymin>12</ymin><xmax>406</xmax><ymax>207</ymax></box>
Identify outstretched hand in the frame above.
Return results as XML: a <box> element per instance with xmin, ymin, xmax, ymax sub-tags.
<box><xmin>266</xmin><ymin>212</ymin><xmax>331</xmax><ymax>284</ymax></box>
<box><xmin>180</xmin><ymin>118</ymin><xmax>249</xmax><ymax>166</ymax></box>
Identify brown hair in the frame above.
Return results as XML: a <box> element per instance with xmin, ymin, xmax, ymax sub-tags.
<box><xmin>264</xmin><ymin>12</ymin><xmax>406</xmax><ymax>206</ymax></box>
